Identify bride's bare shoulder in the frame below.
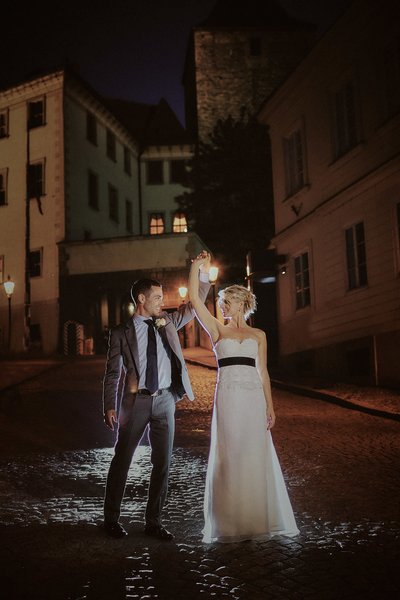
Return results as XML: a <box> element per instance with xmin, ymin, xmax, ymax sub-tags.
<box><xmin>252</xmin><ymin>328</ymin><xmax>267</xmax><ymax>342</ymax></box>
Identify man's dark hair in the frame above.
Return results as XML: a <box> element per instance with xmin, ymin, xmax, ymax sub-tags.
<box><xmin>130</xmin><ymin>278</ymin><xmax>162</xmax><ymax>304</ymax></box>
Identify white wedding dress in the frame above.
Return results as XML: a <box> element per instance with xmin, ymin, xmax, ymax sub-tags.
<box><xmin>202</xmin><ymin>337</ymin><xmax>299</xmax><ymax>543</ymax></box>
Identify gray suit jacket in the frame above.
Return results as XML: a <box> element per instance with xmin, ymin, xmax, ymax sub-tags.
<box><xmin>102</xmin><ymin>279</ymin><xmax>210</xmax><ymax>416</ymax></box>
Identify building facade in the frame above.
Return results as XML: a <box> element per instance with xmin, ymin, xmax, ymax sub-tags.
<box><xmin>258</xmin><ymin>0</ymin><xmax>400</xmax><ymax>386</ymax></box>
<box><xmin>0</xmin><ymin>68</ymin><xmax>198</xmax><ymax>354</ymax></box>
<box><xmin>183</xmin><ymin>0</ymin><xmax>314</xmax><ymax>141</ymax></box>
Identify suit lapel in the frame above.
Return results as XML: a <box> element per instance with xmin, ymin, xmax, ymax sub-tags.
<box><xmin>124</xmin><ymin>320</ymin><xmax>140</xmax><ymax>375</ymax></box>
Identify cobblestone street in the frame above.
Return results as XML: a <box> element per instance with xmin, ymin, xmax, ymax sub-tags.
<box><xmin>0</xmin><ymin>359</ymin><xmax>399</xmax><ymax>599</ymax></box>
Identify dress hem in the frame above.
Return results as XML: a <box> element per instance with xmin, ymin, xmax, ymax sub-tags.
<box><xmin>202</xmin><ymin>528</ymin><xmax>300</xmax><ymax>544</ymax></box>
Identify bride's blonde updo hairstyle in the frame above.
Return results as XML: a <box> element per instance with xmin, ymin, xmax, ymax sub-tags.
<box><xmin>218</xmin><ymin>285</ymin><xmax>257</xmax><ymax>320</ymax></box>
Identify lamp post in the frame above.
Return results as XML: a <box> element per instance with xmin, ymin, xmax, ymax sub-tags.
<box><xmin>178</xmin><ymin>286</ymin><xmax>188</xmax><ymax>348</ymax></box>
<box><xmin>3</xmin><ymin>275</ymin><xmax>15</xmax><ymax>351</ymax></box>
<box><xmin>208</xmin><ymin>266</ymin><xmax>219</xmax><ymax>317</ymax></box>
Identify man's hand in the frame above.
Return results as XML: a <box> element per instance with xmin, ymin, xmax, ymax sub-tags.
<box><xmin>104</xmin><ymin>409</ymin><xmax>117</xmax><ymax>430</ymax></box>
<box><xmin>193</xmin><ymin>250</ymin><xmax>211</xmax><ymax>273</ymax></box>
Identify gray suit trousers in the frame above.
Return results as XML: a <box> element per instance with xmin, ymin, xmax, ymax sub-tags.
<box><xmin>104</xmin><ymin>388</ymin><xmax>175</xmax><ymax>526</ymax></box>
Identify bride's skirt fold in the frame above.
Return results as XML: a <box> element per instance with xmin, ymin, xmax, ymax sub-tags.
<box><xmin>202</xmin><ymin>377</ymin><xmax>299</xmax><ymax>544</ymax></box>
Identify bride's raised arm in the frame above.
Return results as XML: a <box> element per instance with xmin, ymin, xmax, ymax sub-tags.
<box><xmin>189</xmin><ymin>252</ymin><xmax>220</xmax><ymax>343</ymax></box>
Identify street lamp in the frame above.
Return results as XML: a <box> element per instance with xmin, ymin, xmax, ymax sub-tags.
<box><xmin>178</xmin><ymin>286</ymin><xmax>188</xmax><ymax>347</ymax></box>
<box><xmin>209</xmin><ymin>266</ymin><xmax>219</xmax><ymax>317</ymax></box>
<box><xmin>3</xmin><ymin>275</ymin><xmax>15</xmax><ymax>351</ymax></box>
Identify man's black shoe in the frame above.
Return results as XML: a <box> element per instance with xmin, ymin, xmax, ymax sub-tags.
<box><xmin>104</xmin><ymin>522</ymin><xmax>128</xmax><ymax>538</ymax></box>
<box><xmin>144</xmin><ymin>524</ymin><xmax>174</xmax><ymax>541</ymax></box>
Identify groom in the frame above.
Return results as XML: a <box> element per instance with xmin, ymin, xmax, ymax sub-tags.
<box><xmin>102</xmin><ymin>261</ymin><xmax>210</xmax><ymax>540</ymax></box>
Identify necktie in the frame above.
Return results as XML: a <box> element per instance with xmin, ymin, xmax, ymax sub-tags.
<box><xmin>145</xmin><ymin>319</ymin><xmax>158</xmax><ymax>394</ymax></box>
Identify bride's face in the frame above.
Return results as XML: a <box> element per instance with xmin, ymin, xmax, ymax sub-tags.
<box><xmin>218</xmin><ymin>296</ymin><xmax>242</xmax><ymax>319</ymax></box>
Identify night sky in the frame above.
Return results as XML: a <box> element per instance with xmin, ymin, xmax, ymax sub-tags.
<box><xmin>2</xmin><ymin>0</ymin><xmax>350</xmax><ymax>125</ymax></box>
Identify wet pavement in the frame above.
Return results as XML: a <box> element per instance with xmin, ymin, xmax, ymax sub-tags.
<box><xmin>0</xmin><ymin>359</ymin><xmax>399</xmax><ymax>599</ymax></box>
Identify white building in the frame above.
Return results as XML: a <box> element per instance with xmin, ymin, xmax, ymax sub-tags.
<box><xmin>258</xmin><ymin>0</ymin><xmax>400</xmax><ymax>386</ymax></box>
<box><xmin>0</xmin><ymin>67</ymin><xmax>201</xmax><ymax>354</ymax></box>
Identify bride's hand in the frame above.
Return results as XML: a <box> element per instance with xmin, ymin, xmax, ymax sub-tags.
<box><xmin>267</xmin><ymin>408</ymin><xmax>276</xmax><ymax>430</ymax></box>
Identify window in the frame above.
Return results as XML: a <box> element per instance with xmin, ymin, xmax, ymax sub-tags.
<box><xmin>29</xmin><ymin>249</ymin><xmax>42</xmax><ymax>278</ymax></box>
<box><xmin>88</xmin><ymin>171</ymin><xmax>99</xmax><ymax>210</ymax></box>
<box><xmin>383</xmin><ymin>38</ymin><xmax>400</xmax><ymax>118</ymax></box>
<box><xmin>126</xmin><ymin>199</ymin><xmax>133</xmax><ymax>232</ymax></box>
<box><xmin>124</xmin><ymin>146</ymin><xmax>131</xmax><ymax>175</ymax></box>
<box><xmin>30</xmin><ymin>323</ymin><xmax>42</xmax><ymax>345</ymax></box>
<box><xmin>86</xmin><ymin>111</ymin><xmax>97</xmax><ymax>145</ymax></box>
<box><xmin>294</xmin><ymin>252</ymin><xmax>310</xmax><ymax>310</ymax></box>
<box><xmin>333</xmin><ymin>82</ymin><xmax>358</xmax><ymax>158</ymax></box>
<box><xmin>108</xmin><ymin>184</ymin><xmax>119</xmax><ymax>222</ymax></box>
<box><xmin>172</xmin><ymin>211</ymin><xmax>188</xmax><ymax>233</ymax></box>
<box><xmin>146</xmin><ymin>160</ymin><xmax>163</xmax><ymax>184</ymax></box>
<box><xmin>169</xmin><ymin>159</ymin><xmax>187</xmax><ymax>184</ymax></box>
<box><xmin>28</xmin><ymin>98</ymin><xmax>45</xmax><ymax>129</ymax></box>
<box><xmin>0</xmin><ymin>109</ymin><xmax>9</xmax><ymax>138</ymax></box>
<box><xmin>149</xmin><ymin>213</ymin><xmax>165</xmax><ymax>235</ymax></box>
<box><xmin>249</xmin><ymin>37</ymin><xmax>262</xmax><ymax>56</ymax></box>
<box><xmin>106</xmin><ymin>129</ymin><xmax>116</xmax><ymax>161</ymax></box>
<box><xmin>28</xmin><ymin>161</ymin><xmax>44</xmax><ymax>198</ymax></box>
<box><xmin>0</xmin><ymin>168</ymin><xmax>8</xmax><ymax>205</ymax></box>
<box><xmin>345</xmin><ymin>222</ymin><xmax>367</xmax><ymax>290</ymax></box>
<box><xmin>284</xmin><ymin>129</ymin><xmax>305</xmax><ymax>197</ymax></box>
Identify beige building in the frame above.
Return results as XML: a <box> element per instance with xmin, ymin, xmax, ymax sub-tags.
<box><xmin>0</xmin><ymin>68</ymin><xmax>201</xmax><ymax>354</ymax></box>
<box><xmin>258</xmin><ymin>0</ymin><xmax>400</xmax><ymax>386</ymax></box>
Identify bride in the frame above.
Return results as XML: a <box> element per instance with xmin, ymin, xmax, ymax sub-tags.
<box><xmin>188</xmin><ymin>251</ymin><xmax>299</xmax><ymax>543</ymax></box>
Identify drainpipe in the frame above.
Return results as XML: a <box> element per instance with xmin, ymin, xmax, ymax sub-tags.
<box><xmin>24</xmin><ymin>111</ymin><xmax>31</xmax><ymax>350</ymax></box>
<box><xmin>137</xmin><ymin>145</ymin><xmax>144</xmax><ymax>235</ymax></box>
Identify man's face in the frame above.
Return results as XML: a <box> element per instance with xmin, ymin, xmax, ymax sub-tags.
<box><xmin>140</xmin><ymin>286</ymin><xmax>163</xmax><ymax>317</ymax></box>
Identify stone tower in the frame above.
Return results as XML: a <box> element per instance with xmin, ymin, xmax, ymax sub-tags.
<box><xmin>183</xmin><ymin>0</ymin><xmax>315</xmax><ymax>142</ymax></box>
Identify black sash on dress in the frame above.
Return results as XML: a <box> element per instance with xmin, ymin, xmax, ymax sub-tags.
<box><xmin>218</xmin><ymin>357</ymin><xmax>256</xmax><ymax>368</ymax></box>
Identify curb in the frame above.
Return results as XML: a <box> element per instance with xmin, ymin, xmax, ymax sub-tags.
<box><xmin>269</xmin><ymin>380</ymin><xmax>400</xmax><ymax>422</ymax></box>
<box><xmin>184</xmin><ymin>357</ymin><xmax>400</xmax><ymax>422</ymax></box>
<box><xmin>0</xmin><ymin>361</ymin><xmax>67</xmax><ymax>396</ymax></box>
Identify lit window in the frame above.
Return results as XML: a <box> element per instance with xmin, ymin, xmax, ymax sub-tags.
<box><xmin>0</xmin><ymin>109</ymin><xmax>9</xmax><ymax>138</ymax></box>
<box><xmin>149</xmin><ymin>213</ymin><xmax>165</xmax><ymax>235</ymax></box>
<box><xmin>28</xmin><ymin>98</ymin><xmax>45</xmax><ymax>129</ymax></box>
<box><xmin>284</xmin><ymin>129</ymin><xmax>305</xmax><ymax>197</ymax></box>
<box><xmin>28</xmin><ymin>161</ymin><xmax>44</xmax><ymax>198</ymax></box>
<box><xmin>0</xmin><ymin>169</ymin><xmax>8</xmax><ymax>205</ymax></box>
<box><xmin>146</xmin><ymin>160</ymin><xmax>163</xmax><ymax>184</ymax></box>
<box><xmin>172</xmin><ymin>211</ymin><xmax>188</xmax><ymax>233</ymax></box>
<box><xmin>86</xmin><ymin>111</ymin><xmax>97</xmax><ymax>145</ymax></box>
<box><xmin>294</xmin><ymin>252</ymin><xmax>310</xmax><ymax>310</ymax></box>
<box><xmin>345</xmin><ymin>222</ymin><xmax>367</xmax><ymax>290</ymax></box>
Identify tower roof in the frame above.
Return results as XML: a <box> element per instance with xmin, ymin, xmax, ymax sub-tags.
<box><xmin>200</xmin><ymin>0</ymin><xmax>314</xmax><ymax>30</ymax></box>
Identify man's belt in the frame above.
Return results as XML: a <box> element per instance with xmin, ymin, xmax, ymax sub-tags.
<box><xmin>137</xmin><ymin>387</ymin><xmax>171</xmax><ymax>396</ymax></box>
<box><xmin>217</xmin><ymin>357</ymin><xmax>256</xmax><ymax>368</ymax></box>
